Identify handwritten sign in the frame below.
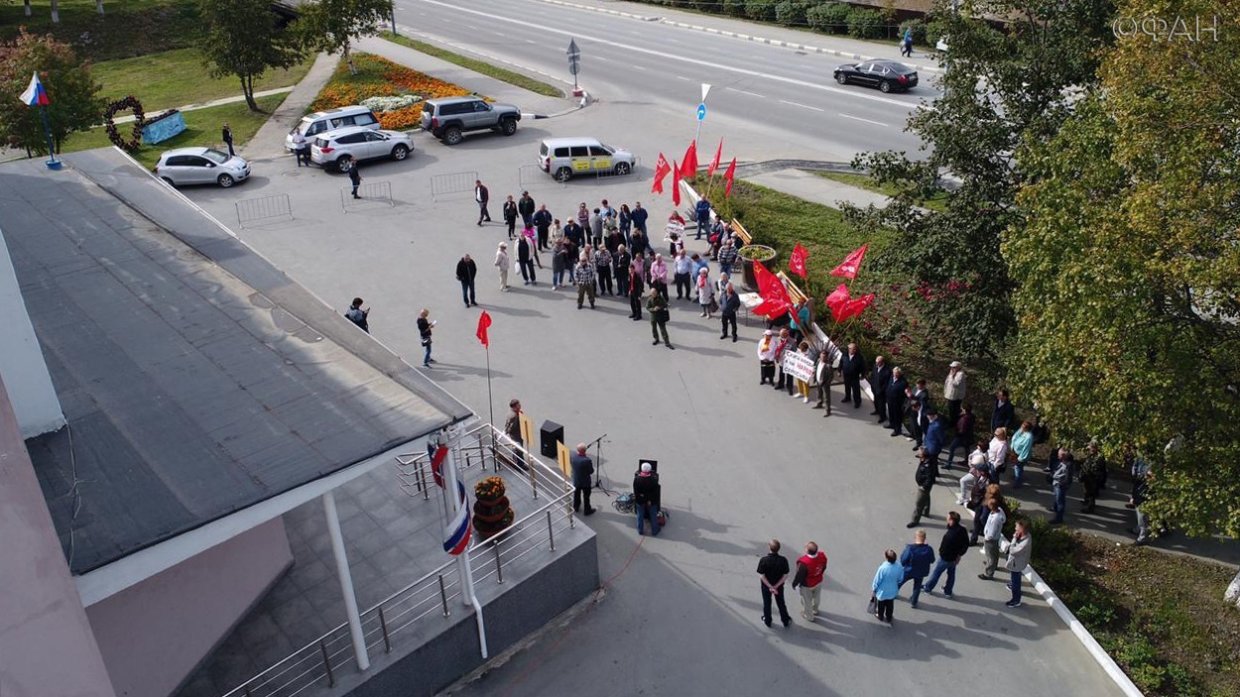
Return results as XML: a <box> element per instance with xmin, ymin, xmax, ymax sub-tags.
<box><xmin>781</xmin><ymin>350</ymin><xmax>816</xmax><ymax>383</ymax></box>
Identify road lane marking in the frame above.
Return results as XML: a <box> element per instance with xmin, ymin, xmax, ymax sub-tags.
<box><xmin>675</xmin><ymin>75</ymin><xmax>691</xmax><ymax>81</ymax></box>
<box><xmin>726</xmin><ymin>87</ymin><xmax>766</xmax><ymax>98</ymax></box>
<box><xmin>780</xmin><ymin>99</ymin><xmax>825</xmax><ymax>112</ymax></box>
<box><xmin>413</xmin><ymin>0</ymin><xmax>928</xmax><ymax>110</ymax></box>
<box><xmin>838</xmin><ymin>113</ymin><xmax>889</xmax><ymax>127</ymax></box>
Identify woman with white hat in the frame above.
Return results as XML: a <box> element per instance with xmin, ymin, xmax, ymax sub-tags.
<box><xmin>696</xmin><ymin>267</ymin><xmax>715</xmax><ymax>318</ymax></box>
<box><xmin>494</xmin><ymin>241</ymin><xmax>510</xmax><ymax>291</ymax></box>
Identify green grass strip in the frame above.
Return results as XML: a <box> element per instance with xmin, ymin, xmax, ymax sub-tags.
<box><xmin>380</xmin><ymin>32</ymin><xmax>564</xmax><ymax>98</ymax></box>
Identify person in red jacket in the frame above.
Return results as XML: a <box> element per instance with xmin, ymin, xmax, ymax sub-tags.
<box><xmin>791</xmin><ymin>541</ymin><xmax>829</xmax><ymax>621</ymax></box>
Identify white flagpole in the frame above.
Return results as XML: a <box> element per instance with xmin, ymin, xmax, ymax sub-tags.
<box><xmin>442</xmin><ymin>436</ymin><xmax>488</xmax><ymax>658</ymax></box>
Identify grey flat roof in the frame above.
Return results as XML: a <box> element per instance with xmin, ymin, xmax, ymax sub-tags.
<box><xmin>0</xmin><ymin>150</ymin><xmax>471</xmax><ymax>574</ymax></box>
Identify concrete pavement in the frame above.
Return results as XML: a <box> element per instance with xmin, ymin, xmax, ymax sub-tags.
<box><xmin>177</xmin><ymin>85</ymin><xmax>1123</xmax><ymax>696</ymax></box>
<box><xmin>243</xmin><ymin>52</ymin><xmax>338</xmax><ymax>160</ymax></box>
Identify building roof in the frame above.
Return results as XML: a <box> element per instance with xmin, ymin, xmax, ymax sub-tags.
<box><xmin>0</xmin><ymin>150</ymin><xmax>471</xmax><ymax>575</ymax></box>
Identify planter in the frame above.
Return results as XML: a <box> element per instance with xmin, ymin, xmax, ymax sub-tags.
<box><xmin>473</xmin><ymin>476</ymin><xmax>515</xmax><ymax>541</ymax></box>
<box><xmin>739</xmin><ymin>244</ymin><xmax>777</xmax><ymax>291</ymax></box>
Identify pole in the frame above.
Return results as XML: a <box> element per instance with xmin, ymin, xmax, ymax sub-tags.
<box><xmin>442</xmin><ymin>441</ymin><xmax>489</xmax><ymax>658</ymax></box>
<box><xmin>39</xmin><ymin>106</ymin><xmax>58</xmax><ymax>166</ymax></box>
<box><xmin>322</xmin><ymin>491</ymin><xmax>370</xmax><ymax>671</ymax></box>
<box><xmin>484</xmin><ymin>345</ymin><xmax>495</xmax><ymax>449</ymax></box>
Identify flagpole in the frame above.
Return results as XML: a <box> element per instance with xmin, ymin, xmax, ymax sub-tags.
<box><xmin>443</xmin><ymin>439</ymin><xmax>488</xmax><ymax>658</ymax></box>
<box><xmin>485</xmin><ymin>344</ymin><xmax>494</xmax><ymax>438</ymax></box>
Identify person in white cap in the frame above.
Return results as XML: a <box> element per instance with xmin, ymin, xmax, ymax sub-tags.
<box><xmin>958</xmin><ymin>449</ymin><xmax>989</xmax><ymax>506</ymax></box>
<box><xmin>944</xmin><ymin>361</ymin><xmax>967</xmax><ymax>426</ymax></box>
<box><xmin>494</xmin><ymin>241</ymin><xmax>510</xmax><ymax>291</ymax></box>
<box><xmin>632</xmin><ymin>462</ymin><xmax>661</xmax><ymax>535</ymax></box>
<box><xmin>757</xmin><ymin>330</ymin><xmax>778</xmax><ymax>385</ymax></box>
<box><xmin>696</xmin><ymin>267</ymin><xmax>715</xmax><ymax>318</ymax></box>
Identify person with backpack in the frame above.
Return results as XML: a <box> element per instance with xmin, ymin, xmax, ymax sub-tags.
<box><xmin>908</xmin><ymin>447</ymin><xmax>939</xmax><ymax>528</ymax></box>
<box><xmin>344</xmin><ymin>297</ymin><xmax>369</xmax><ymax>333</ymax></box>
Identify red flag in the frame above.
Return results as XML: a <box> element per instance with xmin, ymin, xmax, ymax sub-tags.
<box><xmin>723</xmin><ymin>157</ymin><xmax>737</xmax><ymax>198</ymax></box>
<box><xmin>672</xmin><ymin>159</ymin><xmax>682</xmax><ymax>207</ymax></box>
<box><xmin>707</xmin><ymin>138</ymin><xmax>723</xmax><ymax>177</ymax></box>
<box><xmin>651</xmin><ymin>152</ymin><xmax>671</xmax><ymax>194</ymax></box>
<box><xmin>751</xmin><ymin>261</ymin><xmax>791</xmax><ymax>318</ymax></box>
<box><xmin>789</xmin><ymin>243</ymin><xmax>809</xmax><ymax>279</ymax></box>
<box><xmin>830</xmin><ymin>243</ymin><xmax>869</xmax><ymax>279</ymax></box>
<box><xmin>476</xmin><ymin>310</ymin><xmax>492</xmax><ymax>347</ymax></box>
<box><xmin>680</xmin><ymin>140</ymin><xmax>698</xmax><ymax>179</ymax></box>
<box><xmin>824</xmin><ymin>283</ymin><xmax>851</xmax><ymax>312</ymax></box>
<box><xmin>835</xmin><ymin>293</ymin><xmax>876</xmax><ymax>322</ymax></box>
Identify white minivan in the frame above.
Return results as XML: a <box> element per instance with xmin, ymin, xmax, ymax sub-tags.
<box><xmin>285</xmin><ymin>105</ymin><xmax>381</xmax><ymax>151</ymax></box>
<box><xmin>539</xmin><ymin>137</ymin><xmax>635</xmax><ymax>181</ymax></box>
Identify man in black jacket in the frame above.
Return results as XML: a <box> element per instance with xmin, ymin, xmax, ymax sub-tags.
<box><xmin>871</xmin><ymin>356</ymin><xmax>892</xmax><ymax>423</ymax></box>
<box><xmin>502</xmin><ymin>195</ymin><xmax>519</xmax><ymax>240</ymax></box>
<box><xmin>474</xmin><ymin>180</ymin><xmax>491</xmax><ymax>226</ymax></box>
<box><xmin>517</xmin><ymin>236</ymin><xmax>536</xmax><ymax>285</ymax></box>
<box><xmin>570</xmin><ymin>443</ymin><xmax>596</xmax><ymax>515</ymax></box>
<box><xmin>455</xmin><ymin>254</ymin><xmax>477</xmax><ymax>307</ymax></box>
<box><xmin>886</xmin><ymin>367</ymin><xmax>908</xmax><ymax>436</ymax></box>
<box><xmin>719</xmin><ymin>283</ymin><xmax>741</xmax><ymax>341</ymax></box>
<box><xmin>532</xmin><ymin>204</ymin><xmax>553</xmax><ymax>250</ymax></box>
<box><xmin>633</xmin><ymin>462</ymin><xmax>661</xmax><ymax>535</ymax></box>
<box><xmin>518</xmin><ymin>191</ymin><xmax>536</xmax><ymax>227</ymax></box>
<box><xmin>563</xmin><ymin>219</ymin><xmax>585</xmax><ymax>249</ymax></box>
<box><xmin>908</xmin><ymin>447</ymin><xmax>939</xmax><ymax>528</ymax></box>
<box><xmin>922</xmin><ymin>511</ymin><xmax>969</xmax><ymax>598</ymax></box>
<box><xmin>991</xmin><ymin>389</ymin><xmax>1015</xmax><ymax>432</ymax></box>
<box><xmin>839</xmin><ymin>342</ymin><xmax>867</xmax><ymax>408</ymax></box>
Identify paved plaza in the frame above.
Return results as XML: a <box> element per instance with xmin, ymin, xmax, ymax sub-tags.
<box><xmin>173</xmin><ymin>72</ymin><xmax>1124</xmax><ymax>694</ymax></box>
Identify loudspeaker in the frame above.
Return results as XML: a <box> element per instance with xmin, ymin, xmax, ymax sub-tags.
<box><xmin>540</xmin><ymin>420</ymin><xmax>564</xmax><ymax>458</ymax></box>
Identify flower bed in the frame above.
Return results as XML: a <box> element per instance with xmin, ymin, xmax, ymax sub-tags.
<box><xmin>310</xmin><ymin>53</ymin><xmax>472</xmax><ymax>130</ymax></box>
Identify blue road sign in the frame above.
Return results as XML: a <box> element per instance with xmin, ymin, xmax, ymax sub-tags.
<box><xmin>697</xmin><ymin>103</ymin><xmax>707</xmax><ymax>121</ymax></box>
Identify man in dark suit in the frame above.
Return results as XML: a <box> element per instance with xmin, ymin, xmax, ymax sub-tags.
<box><xmin>518</xmin><ymin>191</ymin><xmax>536</xmax><ymax>227</ymax></box>
<box><xmin>839</xmin><ymin>342</ymin><xmax>867</xmax><ymax>408</ymax></box>
<box><xmin>474</xmin><ymin>180</ymin><xmax>491</xmax><ymax>226</ymax></box>
<box><xmin>991</xmin><ymin>389</ymin><xmax>1015</xmax><ymax>432</ymax></box>
<box><xmin>887</xmin><ymin>367</ymin><xmax>908</xmax><ymax>437</ymax></box>
<box><xmin>871</xmin><ymin>355</ymin><xmax>892</xmax><ymax>424</ymax></box>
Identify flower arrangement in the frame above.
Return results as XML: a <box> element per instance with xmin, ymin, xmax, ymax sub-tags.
<box><xmin>737</xmin><ymin>244</ymin><xmax>776</xmax><ymax>261</ymax></box>
<box><xmin>103</xmin><ymin>95</ymin><xmax>145</xmax><ymax>152</ymax></box>
<box><xmin>475</xmin><ymin>476</ymin><xmax>507</xmax><ymax>501</ymax></box>
<box><xmin>361</xmin><ymin>94</ymin><xmax>421</xmax><ymax>113</ymax></box>
<box><xmin>311</xmin><ymin>54</ymin><xmax>471</xmax><ymax>131</ymax></box>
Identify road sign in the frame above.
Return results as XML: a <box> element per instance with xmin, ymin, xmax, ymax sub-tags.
<box><xmin>567</xmin><ymin>39</ymin><xmax>581</xmax><ymax>76</ymax></box>
<box><xmin>701</xmin><ymin>83</ymin><xmax>712</xmax><ymax>102</ymax></box>
<box><xmin>696</xmin><ymin>103</ymin><xmax>707</xmax><ymax>121</ymax></box>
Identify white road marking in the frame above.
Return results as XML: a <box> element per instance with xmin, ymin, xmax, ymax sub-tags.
<box><xmin>524</xmin><ymin>39</ymin><xmax>537</xmax><ymax>44</ymax></box>
<box><xmin>675</xmin><ymin>75</ymin><xmax>691</xmax><ymax>81</ymax></box>
<box><xmin>726</xmin><ymin>87</ymin><xmax>766</xmax><ymax>98</ymax></box>
<box><xmin>413</xmin><ymin>0</ymin><xmax>924</xmax><ymax>109</ymax></box>
<box><xmin>838</xmin><ymin>113</ymin><xmax>889</xmax><ymax>127</ymax></box>
<box><xmin>780</xmin><ymin>99</ymin><xmax>825</xmax><ymax>112</ymax></box>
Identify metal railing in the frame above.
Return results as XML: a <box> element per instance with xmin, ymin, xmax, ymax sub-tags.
<box><xmin>220</xmin><ymin>424</ymin><xmax>574</xmax><ymax>697</ymax></box>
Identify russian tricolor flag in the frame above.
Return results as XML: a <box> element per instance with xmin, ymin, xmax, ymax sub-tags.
<box><xmin>443</xmin><ymin>480</ymin><xmax>472</xmax><ymax>556</ymax></box>
<box><xmin>19</xmin><ymin>72</ymin><xmax>50</xmax><ymax>107</ymax></box>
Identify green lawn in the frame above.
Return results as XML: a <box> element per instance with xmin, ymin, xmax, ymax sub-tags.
<box><xmin>61</xmin><ymin>93</ymin><xmax>285</xmax><ymax>169</ymax></box>
<box><xmin>380</xmin><ymin>32</ymin><xmax>564</xmax><ymax>98</ymax></box>
<box><xmin>815</xmin><ymin>170</ymin><xmax>949</xmax><ymax>212</ymax></box>
<box><xmin>1</xmin><ymin>0</ymin><xmax>201</xmax><ymax>61</ymax></box>
<box><xmin>699</xmin><ymin>175</ymin><xmax>890</xmax><ymax>301</ymax></box>
<box><xmin>93</xmin><ymin>48</ymin><xmax>314</xmax><ymax>112</ymax></box>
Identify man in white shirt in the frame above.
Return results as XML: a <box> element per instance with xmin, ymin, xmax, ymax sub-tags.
<box><xmin>978</xmin><ymin>498</ymin><xmax>1007</xmax><ymax>580</ymax></box>
<box><xmin>291</xmin><ymin>131</ymin><xmax>309</xmax><ymax>167</ymax></box>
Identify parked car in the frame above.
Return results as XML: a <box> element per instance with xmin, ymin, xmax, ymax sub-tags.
<box><xmin>285</xmin><ymin>105</ymin><xmax>380</xmax><ymax>151</ymax></box>
<box><xmin>155</xmin><ymin>147</ymin><xmax>250</xmax><ymax>188</ymax></box>
<box><xmin>310</xmin><ymin>126</ymin><xmax>413</xmax><ymax>172</ymax></box>
<box><xmin>833</xmin><ymin>60</ymin><xmax>919</xmax><ymax>93</ymax></box>
<box><xmin>420</xmin><ymin>96</ymin><xmax>521</xmax><ymax>145</ymax></box>
<box><xmin>538</xmin><ymin>137</ymin><xmax>635</xmax><ymax>181</ymax></box>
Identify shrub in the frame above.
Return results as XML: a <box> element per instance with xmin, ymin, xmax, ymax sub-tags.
<box><xmin>925</xmin><ymin>19</ymin><xmax>948</xmax><ymax>50</ymax></box>
<box><xmin>774</xmin><ymin>1</ymin><xmax>809</xmax><ymax>26</ymax></box>
<box><xmin>846</xmin><ymin>8</ymin><xmax>885</xmax><ymax>39</ymax></box>
<box><xmin>723</xmin><ymin>0</ymin><xmax>748</xmax><ymax>17</ymax></box>
<box><xmin>744</xmin><ymin>0</ymin><xmax>778</xmax><ymax>22</ymax></box>
<box><xmin>807</xmin><ymin>3</ymin><xmax>850</xmax><ymax>34</ymax></box>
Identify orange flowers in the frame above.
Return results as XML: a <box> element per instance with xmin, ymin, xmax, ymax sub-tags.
<box><xmin>310</xmin><ymin>54</ymin><xmax>473</xmax><ymax>131</ymax></box>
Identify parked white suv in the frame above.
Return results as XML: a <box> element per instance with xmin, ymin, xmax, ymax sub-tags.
<box><xmin>285</xmin><ymin>105</ymin><xmax>380</xmax><ymax>151</ymax></box>
<box><xmin>310</xmin><ymin>126</ymin><xmax>414</xmax><ymax>172</ymax></box>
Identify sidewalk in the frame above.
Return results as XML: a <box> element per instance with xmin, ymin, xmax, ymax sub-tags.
<box><xmin>242</xmin><ymin>51</ymin><xmax>339</xmax><ymax>159</ymax></box>
<box><xmin>543</xmin><ymin>0</ymin><xmax>942</xmax><ymax>72</ymax></box>
<box><xmin>738</xmin><ymin>166</ymin><xmax>1240</xmax><ymax>570</ymax></box>
<box><xmin>110</xmin><ymin>87</ymin><xmax>296</xmax><ymax>125</ymax></box>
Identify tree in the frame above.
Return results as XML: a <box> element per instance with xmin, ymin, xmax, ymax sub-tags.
<box><xmin>0</xmin><ymin>30</ymin><xmax>102</xmax><ymax>154</ymax></box>
<box><xmin>299</xmin><ymin>0</ymin><xmax>393</xmax><ymax>74</ymax></box>
<box><xmin>1007</xmin><ymin>0</ymin><xmax>1240</xmax><ymax>538</ymax></box>
<box><xmin>843</xmin><ymin>0</ymin><xmax>1116</xmax><ymax>364</ymax></box>
<box><xmin>198</xmin><ymin>0</ymin><xmax>303</xmax><ymax>112</ymax></box>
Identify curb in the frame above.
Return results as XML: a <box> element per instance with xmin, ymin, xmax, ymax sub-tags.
<box><xmin>537</xmin><ymin>0</ymin><xmax>942</xmax><ymax>73</ymax></box>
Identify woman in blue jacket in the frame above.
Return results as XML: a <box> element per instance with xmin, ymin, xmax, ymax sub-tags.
<box><xmin>871</xmin><ymin>549</ymin><xmax>905</xmax><ymax>624</ymax></box>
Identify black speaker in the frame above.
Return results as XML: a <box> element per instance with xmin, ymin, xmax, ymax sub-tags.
<box><xmin>540</xmin><ymin>420</ymin><xmax>564</xmax><ymax>458</ymax></box>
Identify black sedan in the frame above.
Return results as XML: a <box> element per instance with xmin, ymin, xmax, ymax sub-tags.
<box><xmin>833</xmin><ymin>60</ymin><xmax>919</xmax><ymax>93</ymax></box>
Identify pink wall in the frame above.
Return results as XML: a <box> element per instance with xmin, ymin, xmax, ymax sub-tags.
<box><xmin>86</xmin><ymin>518</ymin><xmax>293</xmax><ymax>697</ymax></box>
<box><xmin>0</xmin><ymin>376</ymin><xmax>116</xmax><ymax>697</ymax></box>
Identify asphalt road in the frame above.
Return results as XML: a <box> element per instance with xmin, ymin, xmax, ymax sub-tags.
<box><xmin>395</xmin><ymin>0</ymin><xmax>938</xmax><ymax>162</ymax></box>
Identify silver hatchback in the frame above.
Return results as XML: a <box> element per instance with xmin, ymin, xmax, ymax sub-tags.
<box><xmin>155</xmin><ymin>147</ymin><xmax>251</xmax><ymax>188</ymax></box>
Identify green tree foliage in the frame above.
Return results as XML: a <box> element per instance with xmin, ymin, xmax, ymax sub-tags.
<box><xmin>198</xmin><ymin>0</ymin><xmax>303</xmax><ymax>112</ymax></box>
<box><xmin>1008</xmin><ymin>0</ymin><xmax>1240</xmax><ymax>537</ymax></box>
<box><xmin>845</xmin><ymin>0</ymin><xmax>1116</xmax><ymax>364</ymax></box>
<box><xmin>299</xmin><ymin>0</ymin><xmax>393</xmax><ymax>75</ymax></box>
<box><xmin>0</xmin><ymin>30</ymin><xmax>102</xmax><ymax>154</ymax></box>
